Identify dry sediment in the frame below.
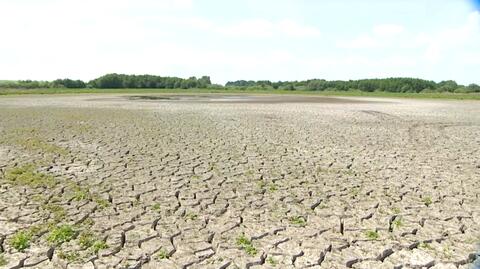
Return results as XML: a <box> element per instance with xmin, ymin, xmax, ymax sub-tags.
<box><xmin>0</xmin><ymin>94</ymin><xmax>479</xmax><ymax>268</ymax></box>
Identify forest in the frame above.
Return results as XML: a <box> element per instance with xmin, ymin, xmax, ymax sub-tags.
<box><xmin>1</xmin><ymin>74</ymin><xmax>479</xmax><ymax>93</ymax></box>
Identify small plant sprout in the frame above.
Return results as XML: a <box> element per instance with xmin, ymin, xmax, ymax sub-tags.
<box><xmin>365</xmin><ymin>230</ymin><xmax>379</xmax><ymax>240</ymax></box>
<box><xmin>157</xmin><ymin>248</ymin><xmax>170</xmax><ymax>259</ymax></box>
<box><xmin>422</xmin><ymin>196</ymin><xmax>433</xmax><ymax>206</ymax></box>
<box><xmin>267</xmin><ymin>256</ymin><xmax>277</xmax><ymax>266</ymax></box>
<box><xmin>392</xmin><ymin>216</ymin><xmax>403</xmax><ymax>229</ymax></box>
<box><xmin>290</xmin><ymin>216</ymin><xmax>307</xmax><ymax>226</ymax></box>
<box><xmin>92</xmin><ymin>241</ymin><xmax>109</xmax><ymax>254</ymax></box>
<box><xmin>418</xmin><ymin>242</ymin><xmax>433</xmax><ymax>250</ymax></box>
<box><xmin>236</xmin><ymin>234</ymin><xmax>257</xmax><ymax>256</ymax></box>
<box><xmin>152</xmin><ymin>203</ymin><xmax>161</xmax><ymax>211</ymax></box>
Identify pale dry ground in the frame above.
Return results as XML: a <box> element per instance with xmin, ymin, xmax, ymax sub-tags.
<box><xmin>0</xmin><ymin>94</ymin><xmax>479</xmax><ymax>269</ymax></box>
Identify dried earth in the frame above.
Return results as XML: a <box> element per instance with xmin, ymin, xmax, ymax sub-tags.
<box><xmin>0</xmin><ymin>94</ymin><xmax>479</xmax><ymax>269</ymax></box>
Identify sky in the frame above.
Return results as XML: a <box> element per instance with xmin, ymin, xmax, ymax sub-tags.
<box><xmin>0</xmin><ymin>0</ymin><xmax>479</xmax><ymax>85</ymax></box>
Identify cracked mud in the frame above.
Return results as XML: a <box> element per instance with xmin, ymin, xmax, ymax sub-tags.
<box><xmin>0</xmin><ymin>94</ymin><xmax>479</xmax><ymax>269</ymax></box>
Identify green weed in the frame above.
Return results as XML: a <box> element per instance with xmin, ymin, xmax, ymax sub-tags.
<box><xmin>289</xmin><ymin>216</ymin><xmax>307</xmax><ymax>226</ymax></box>
<box><xmin>157</xmin><ymin>248</ymin><xmax>170</xmax><ymax>259</ymax></box>
<box><xmin>47</xmin><ymin>225</ymin><xmax>76</xmax><ymax>245</ymax></box>
<box><xmin>365</xmin><ymin>230</ymin><xmax>379</xmax><ymax>240</ymax></box>
<box><xmin>57</xmin><ymin>250</ymin><xmax>79</xmax><ymax>262</ymax></box>
<box><xmin>10</xmin><ymin>231</ymin><xmax>32</xmax><ymax>251</ymax></box>
<box><xmin>236</xmin><ymin>235</ymin><xmax>257</xmax><ymax>256</ymax></box>
<box><xmin>152</xmin><ymin>203</ymin><xmax>161</xmax><ymax>212</ymax></box>
<box><xmin>0</xmin><ymin>254</ymin><xmax>7</xmax><ymax>266</ymax></box>
<box><xmin>92</xmin><ymin>241</ymin><xmax>109</xmax><ymax>254</ymax></box>
<box><xmin>267</xmin><ymin>256</ymin><xmax>277</xmax><ymax>266</ymax></box>
<box><xmin>422</xmin><ymin>196</ymin><xmax>433</xmax><ymax>206</ymax></box>
<box><xmin>78</xmin><ymin>232</ymin><xmax>95</xmax><ymax>249</ymax></box>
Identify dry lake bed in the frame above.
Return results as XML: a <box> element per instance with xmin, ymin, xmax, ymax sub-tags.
<box><xmin>0</xmin><ymin>94</ymin><xmax>479</xmax><ymax>269</ymax></box>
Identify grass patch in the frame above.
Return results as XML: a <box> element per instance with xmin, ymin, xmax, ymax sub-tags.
<box><xmin>78</xmin><ymin>232</ymin><xmax>108</xmax><ymax>254</ymax></box>
<box><xmin>42</xmin><ymin>204</ymin><xmax>66</xmax><ymax>222</ymax></box>
<box><xmin>92</xmin><ymin>240</ymin><xmax>109</xmax><ymax>254</ymax></box>
<box><xmin>151</xmin><ymin>203</ymin><xmax>161</xmax><ymax>212</ymax></box>
<box><xmin>78</xmin><ymin>232</ymin><xmax>95</xmax><ymax>249</ymax></box>
<box><xmin>57</xmin><ymin>250</ymin><xmax>79</xmax><ymax>262</ymax></box>
<box><xmin>93</xmin><ymin>197</ymin><xmax>111</xmax><ymax>209</ymax></box>
<box><xmin>4</xmin><ymin>165</ymin><xmax>56</xmax><ymax>188</ymax></box>
<box><xmin>365</xmin><ymin>230</ymin><xmax>379</xmax><ymax>240</ymax></box>
<box><xmin>10</xmin><ymin>231</ymin><xmax>32</xmax><ymax>251</ymax></box>
<box><xmin>289</xmin><ymin>216</ymin><xmax>307</xmax><ymax>226</ymax></box>
<box><xmin>47</xmin><ymin>225</ymin><xmax>76</xmax><ymax>245</ymax></box>
<box><xmin>0</xmin><ymin>254</ymin><xmax>7</xmax><ymax>266</ymax></box>
<box><xmin>236</xmin><ymin>235</ymin><xmax>257</xmax><ymax>256</ymax></box>
<box><xmin>157</xmin><ymin>248</ymin><xmax>170</xmax><ymax>259</ymax></box>
<box><xmin>15</xmin><ymin>137</ymin><xmax>68</xmax><ymax>155</ymax></box>
<box><xmin>72</xmin><ymin>187</ymin><xmax>90</xmax><ymax>201</ymax></box>
<box><xmin>267</xmin><ymin>256</ymin><xmax>277</xmax><ymax>266</ymax></box>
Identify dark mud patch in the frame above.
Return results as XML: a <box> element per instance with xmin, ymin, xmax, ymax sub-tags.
<box><xmin>125</xmin><ymin>94</ymin><xmax>385</xmax><ymax>104</ymax></box>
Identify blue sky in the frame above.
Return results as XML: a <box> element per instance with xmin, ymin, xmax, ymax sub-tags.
<box><xmin>0</xmin><ymin>0</ymin><xmax>479</xmax><ymax>84</ymax></box>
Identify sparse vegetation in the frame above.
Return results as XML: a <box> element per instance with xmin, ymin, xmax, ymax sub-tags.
<box><xmin>152</xmin><ymin>203</ymin><xmax>161</xmax><ymax>212</ymax></box>
<box><xmin>4</xmin><ymin>165</ymin><xmax>56</xmax><ymax>188</ymax></box>
<box><xmin>10</xmin><ymin>231</ymin><xmax>32</xmax><ymax>251</ymax></box>
<box><xmin>391</xmin><ymin>207</ymin><xmax>401</xmax><ymax>214</ymax></box>
<box><xmin>267</xmin><ymin>256</ymin><xmax>277</xmax><ymax>266</ymax></box>
<box><xmin>236</xmin><ymin>235</ymin><xmax>257</xmax><ymax>256</ymax></box>
<box><xmin>392</xmin><ymin>217</ymin><xmax>404</xmax><ymax>229</ymax></box>
<box><xmin>92</xmin><ymin>240</ymin><xmax>109</xmax><ymax>254</ymax></box>
<box><xmin>0</xmin><ymin>254</ymin><xmax>7</xmax><ymax>266</ymax></box>
<box><xmin>290</xmin><ymin>216</ymin><xmax>307</xmax><ymax>226</ymax></box>
<box><xmin>185</xmin><ymin>212</ymin><xmax>198</xmax><ymax>220</ymax></box>
<box><xmin>72</xmin><ymin>187</ymin><xmax>90</xmax><ymax>201</ymax></box>
<box><xmin>15</xmin><ymin>137</ymin><xmax>67</xmax><ymax>155</ymax></box>
<box><xmin>422</xmin><ymin>196</ymin><xmax>433</xmax><ymax>206</ymax></box>
<box><xmin>57</xmin><ymin>250</ymin><xmax>79</xmax><ymax>262</ymax></box>
<box><xmin>42</xmin><ymin>204</ymin><xmax>66</xmax><ymax>222</ymax></box>
<box><xmin>418</xmin><ymin>242</ymin><xmax>434</xmax><ymax>250</ymax></box>
<box><xmin>47</xmin><ymin>225</ymin><xmax>76</xmax><ymax>245</ymax></box>
<box><xmin>78</xmin><ymin>232</ymin><xmax>108</xmax><ymax>254</ymax></box>
<box><xmin>78</xmin><ymin>232</ymin><xmax>95</xmax><ymax>249</ymax></box>
<box><xmin>157</xmin><ymin>248</ymin><xmax>170</xmax><ymax>259</ymax></box>
<box><xmin>268</xmin><ymin>183</ymin><xmax>278</xmax><ymax>192</ymax></box>
<box><xmin>94</xmin><ymin>197</ymin><xmax>111</xmax><ymax>209</ymax></box>
<box><xmin>365</xmin><ymin>230</ymin><xmax>379</xmax><ymax>240</ymax></box>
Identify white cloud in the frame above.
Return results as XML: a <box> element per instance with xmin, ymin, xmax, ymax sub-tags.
<box><xmin>373</xmin><ymin>24</ymin><xmax>405</xmax><ymax>36</ymax></box>
<box><xmin>217</xmin><ymin>19</ymin><xmax>320</xmax><ymax>38</ymax></box>
<box><xmin>338</xmin><ymin>23</ymin><xmax>406</xmax><ymax>49</ymax></box>
<box><xmin>419</xmin><ymin>11</ymin><xmax>480</xmax><ymax>62</ymax></box>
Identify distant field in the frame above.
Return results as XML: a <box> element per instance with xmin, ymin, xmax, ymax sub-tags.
<box><xmin>0</xmin><ymin>88</ymin><xmax>479</xmax><ymax>100</ymax></box>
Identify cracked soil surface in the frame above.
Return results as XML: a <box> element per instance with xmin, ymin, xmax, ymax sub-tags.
<box><xmin>0</xmin><ymin>94</ymin><xmax>479</xmax><ymax>269</ymax></box>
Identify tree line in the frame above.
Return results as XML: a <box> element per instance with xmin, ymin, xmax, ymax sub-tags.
<box><xmin>226</xmin><ymin>78</ymin><xmax>480</xmax><ymax>93</ymax></box>
<box><xmin>0</xmin><ymin>74</ymin><xmax>213</xmax><ymax>89</ymax></box>
<box><xmin>0</xmin><ymin>74</ymin><xmax>479</xmax><ymax>93</ymax></box>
